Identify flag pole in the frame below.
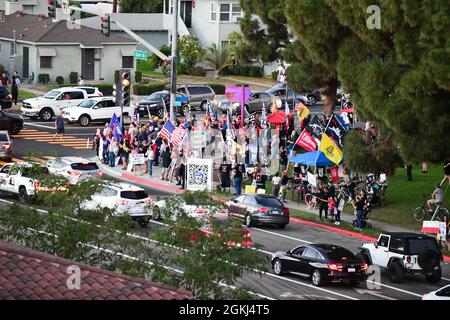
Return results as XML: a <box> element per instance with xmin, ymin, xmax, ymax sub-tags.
<box><xmin>313</xmin><ymin>113</ymin><xmax>335</xmax><ymax>172</ymax></box>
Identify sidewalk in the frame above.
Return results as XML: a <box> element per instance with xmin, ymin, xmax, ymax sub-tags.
<box><xmin>20</xmin><ymin>84</ymin><xmax>47</xmax><ymax>96</ymax></box>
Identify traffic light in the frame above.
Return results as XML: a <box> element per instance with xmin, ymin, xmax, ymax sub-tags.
<box><xmin>48</xmin><ymin>0</ymin><xmax>56</xmax><ymax>18</ymax></box>
<box><xmin>100</xmin><ymin>15</ymin><xmax>111</xmax><ymax>37</ymax></box>
<box><xmin>121</xmin><ymin>71</ymin><xmax>131</xmax><ymax>107</ymax></box>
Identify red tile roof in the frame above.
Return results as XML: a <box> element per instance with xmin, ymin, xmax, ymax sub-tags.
<box><xmin>0</xmin><ymin>241</ymin><xmax>192</xmax><ymax>300</ymax></box>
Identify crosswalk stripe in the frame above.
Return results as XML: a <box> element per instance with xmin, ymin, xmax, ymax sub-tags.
<box><xmin>34</xmin><ymin>138</ymin><xmax>81</xmax><ymax>142</ymax></box>
<box><xmin>12</xmin><ymin>158</ymin><xmax>25</xmax><ymax>163</ymax></box>
<box><xmin>42</xmin><ymin>156</ymin><xmax>55</xmax><ymax>160</ymax></box>
<box><xmin>0</xmin><ymin>160</ymin><xmax>6</xmax><ymax>166</ymax></box>
<box><xmin>13</xmin><ymin>128</ymin><xmax>92</xmax><ymax>150</ymax></box>
<box><xmin>73</xmin><ymin>147</ymin><xmax>90</xmax><ymax>149</ymax></box>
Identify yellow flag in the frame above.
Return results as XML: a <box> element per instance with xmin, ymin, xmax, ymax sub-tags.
<box><xmin>272</xmin><ymin>97</ymin><xmax>278</xmax><ymax>113</ymax></box>
<box><xmin>319</xmin><ymin>134</ymin><xmax>343</xmax><ymax>165</ymax></box>
<box><xmin>295</xmin><ymin>103</ymin><xmax>310</xmax><ymax>120</ymax></box>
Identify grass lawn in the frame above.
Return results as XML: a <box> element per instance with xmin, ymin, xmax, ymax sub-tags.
<box><xmin>369</xmin><ymin>164</ymin><xmax>449</xmax><ymax>230</ymax></box>
<box><xmin>19</xmin><ymin>89</ymin><xmax>38</xmax><ymax>100</ymax></box>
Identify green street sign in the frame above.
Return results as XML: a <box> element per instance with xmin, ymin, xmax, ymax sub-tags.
<box><xmin>133</xmin><ymin>50</ymin><xmax>148</xmax><ymax>60</ymax></box>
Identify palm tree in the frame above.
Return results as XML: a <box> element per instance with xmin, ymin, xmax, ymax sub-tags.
<box><xmin>204</xmin><ymin>43</ymin><xmax>233</xmax><ymax>79</ymax></box>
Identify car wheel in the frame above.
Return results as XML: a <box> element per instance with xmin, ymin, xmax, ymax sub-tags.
<box><xmin>39</xmin><ymin>108</ymin><xmax>54</xmax><ymax>121</ymax></box>
<box><xmin>245</xmin><ymin>214</ymin><xmax>254</xmax><ymax>227</ymax></box>
<box><xmin>9</xmin><ymin>122</ymin><xmax>21</xmax><ymax>135</ymax></box>
<box><xmin>137</xmin><ymin>216</ymin><xmax>150</xmax><ymax>228</ymax></box>
<box><xmin>356</xmin><ymin>252</ymin><xmax>371</xmax><ymax>265</ymax></box>
<box><xmin>307</xmin><ymin>96</ymin><xmax>317</xmax><ymax>106</ymax></box>
<box><xmin>418</xmin><ymin>249</ymin><xmax>441</xmax><ymax>272</ymax></box>
<box><xmin>425</xmin><ymin>269</ymin><xmax>441</xmax><ymax>283</ymax></box>
<box><xmin>152</xmin><ymin>206</ymin><xmax>161</xmax><ymax>221</ymax></box>
<box><xmin>311</xmin><ymin>269</ymin><xmax>323</xmax><ymax>286</ymax></box>
<box><xmin>79</xmin><ymin>115</ymin><xmax>91</xmax><ymax>127</ymax></box>
<box><xmin>200</xmin><ymin>101</ymin><xmax>207</xmax><ymax>111</ymax></box>
<box><xmin>273</xmin><ymin>259</ymin><xmax>285</xmax><ymax>275</ymax></box>
<box><xmin>387</xmin><ymin>261</ymin><xmax>404</xmax><ymax>283</ymax></box>
<box><xmin>18</xmin><ymin>187</ymin><xmax>29</xmax><ymax>204</ymax></box>
<box><xmin>278</xmin><ymin>224</ymin><xmax>287</xmax><ymax>229</ymax></box>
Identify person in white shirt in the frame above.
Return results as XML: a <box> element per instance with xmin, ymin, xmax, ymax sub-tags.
<box><xmin>277</xmin><ymin>63</ymin><xmax>286</xmax><ymax>83</ymax></box>
<box><xmin>379</xmin><ymin>171</ymin><xmax>388</xmax><ymax>195</ymax></box>
<box><xmin>77</xmin><ymin>76</ymin><xmax>85</xmax><ymax>86</ymax></box>
<box><xmin>272</xmin><ymin>172</ymin><xmax>282</xmax><ymax>197</ymax></box>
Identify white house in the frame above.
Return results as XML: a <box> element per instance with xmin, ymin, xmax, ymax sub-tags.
<box><xmin>0</xmin><ymin>12</ymin><xmax>137</xmax><ymax>84</ymax></box>
<box><xmin>0</xmin><ymin>0</ymin><xmax>48</xmax><ymax>16</ymax></box>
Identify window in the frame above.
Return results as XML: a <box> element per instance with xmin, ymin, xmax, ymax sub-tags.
<box><xmin>389</xmin><ymin>237</ymin><xmax>405</xmax><ymax>253</ymax></box>
<box><xmin>244</xmin><ymin>196</ymin><xmax>257</xmax><ymax>206</ymax></box>
<box><xmin>302</xmin><ymin>247</ymin><xmax>320</xmax><ymax>260</ymax></box>
<box><xmin>291</xmin><ymin>247</ymin><xmax>305</xmax><ymax>256</ymax></box>
<box><xmin>437</xmin><ymin>286</ymin><xmax>450</xmax><ymax>297</ymax></box>
<box><xmin>120</xmin><ymin>190</ymin><xmax>149</xmax><ymax>200</ymax></box>
<box><xmin>67</xmin><ymin>92</ymin><xmax>85</xmax><ymax>100</ymax></box>
<box><xmin>235</xmin><ymin>195</ymin><xmax>246</xmax><ymax>203</ymax></box>
<box><xmin>378</xmin><ymin>235</ymin><xmax>390</xmax><ymax>248</ymax></box>
<box><xmin>220</xmin><ymin>3</ymin><xmax>230</xmax><ymax>21</ymax></box>
<box><xmin>106</xmin><ymin>100</ymin><xmax>116</xmax><ymax>107</ymax></box>
<box><xmin>99</xmin><ymin>187</ymin><xmax>117</xmax><ymax>197</ymax></box>
<box><xmin>210</xmin><ymin>2</ymin><xmax>217</xmax><ymax>21</ymax></box>
<box><xmin>232</xmin><ymin>3</ymin><xmax>241</xmax><ymax>21</ymax></box>
<box><xmin>40</xmin><ymin>56</ymin><xmax>52</xmax><ymax>68</ymax></box>
<box><xmin>255</xmin><ymin>197</ymin><xmax>283</xmax><ymax>207</ymax></box>
<box><xmin>122</xmin><ymin>56</ymin><xmax>133</xmax><ymax>68</ymax></box>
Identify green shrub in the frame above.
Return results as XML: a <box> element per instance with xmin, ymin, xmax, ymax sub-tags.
<box><xmin>206</xmin><ymin>83</ymin><xmax>226</xmax><ymax>94</ymax></box>
<box><xmin>95</xmin><ymin>84</ymin><xmax>114</xmax><ymax>96</ymax></box>
<box><xmin>55</xmin><ymin>76</ymin><xmax>64</xmax><ymax>85</ymax></box>
<box><xmin>177</xmin><ymin>62</ymin><xmax>189</xmax><ymax>75</ymax></box>
<box><xmin>271</xmin><ymin>70</ymin><xmax>278</xmax><ymax>81</ymax></box>
<box><xmin>38</xmin><ymin>73</ymin><xmax>50</xmax><ymax>85</ymax></box>
<box><xmin>135</xmin><ymin>71</ymin><xmax>143</xmax><ymax>83</ymax></box>
<box><xmin>133</xmin><ymin>82</ymin><xmax>165</xmax><ymax>96</ymax></box>
<box><xmin>235</xmin><ymin>83</ymin><xmax>250</xmax><ymax>87</ymax></box>
<box><xmin>191</xmin><ymin>67</ymin><xmax>207</xmax><ymax>77</ymax></box>
<box><xmin>248</xmin><ymin>66</ymin><xmax>263</xmax><ymax>78</ymax></box>
<box><xmin>69</xmin><ymin>72</ymin><xmax>78</xmax><ymax>84</ymax></box>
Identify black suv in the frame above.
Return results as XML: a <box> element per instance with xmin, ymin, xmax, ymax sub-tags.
<box><xmin>0</xmin><ymin>110</ymin><xmax>23</xmax><ymax>135</ymax></box>
<box><xmin>0</xmin><ymin>86</ymin><xmax>13</xmax><ymax>110</ymax></box>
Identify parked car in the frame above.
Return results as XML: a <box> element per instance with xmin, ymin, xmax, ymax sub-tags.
<box><xmin>0</xmin><ymin>110</ymin><xmax>23</xmax><ymax>135</ymax></box>
<box><xmin>218</xmin><ymin>91</ymin><xmax>273</xmax><ymax>114</ymax></box>
<box><xmin>80</xmin><ymin>182</ymin><xmax>154</xmax><ymax>227</ymax></box>
<box><xmin>266</xmin><ymin>83</ymin><xmax>318</xmax><ymax>107</ymax></box>
<box><xmin>21</xmin><ymin>87</ymin><xmax>89</xmax><ymax>121</ymax></box>
<box><xmin>177</xmin><ymin>84</ymin><xmax>215</xmax><ymax>111</ymax></box>
<box><xmin>62</xmin><ymin>96</ymin><xmax>132</xmax><ymax>126</ymax></box>
<box><xmin>0</xmin><ymin>131</ymin><xmax>12</xmax><ymax>161</ymax></box>
<box><xmin>422</xmin><ymin>284</ymin><xmax>450</xmax><ymax>300</ymax></box>
<box><xmin>357</xmin><ymin>232</ymin><xmax>443</xmax><ymax>283</ymax></box>
<box><xmin>72</xmin><ymin>86</ymin><xmax>103</xmax><ymax>98</ymax></box>
<box><xmin>137</xmin><ymin>91</ymin><xmax>190</xmax><ymax>117</ymax></box>
<box><xmin>152</xmin><ymin>198</ymin><xmax>229</xmax><ymax>222</ymax></box>
<box><xmin>271</xmin><ymin>244</ymin><xmax>368</xmax><ymax>286</ymax></box>
<box><xmin>0</xmin><ymin>162</ymin><xmax>67</xmax><ymax>203</ymax></box>
<box><xmin>44</xmin><ymin>157</ymin><xmax>102</xmax><ymax>185</ymax></box>
<box><xmin>0</xmin><ymin>85</ymin><xmax>13</xmax><ymax>110</ymax></box>
<box><xmin>227</xmin><ymin>194</ymin><xmax>290</xmax><ymax>228</ymax></box>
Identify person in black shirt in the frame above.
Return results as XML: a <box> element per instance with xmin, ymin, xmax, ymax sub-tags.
<box><xmin>280</xmin><ymin>170</ymin><xmax>291</xmax><ymax>202</ymax></box>
<box><xmin>353</xmin><ymin>191</ymin><xmax>366</xmax><ymax>230</ymax></box>
<box><xmin>279</xmin><ymin>146</ymin><xmax>288</xmax><ymax>173</ymax></box>
<box><xmin>327</xmin><ymin>181</ymin><xmax>337</xmax><ymax>223</ymax></box>
<box><xmin>317</xmin><ymin>186</ymin><xmax>329</xmax><ymax>221</ymax></box>
<box><xmin>219</xmin><ymin>162</ymin><xmax>232</xmax><ymax>192</ymax></box>
<box><xmin>232</xmin><ymin>162</ymin><xmax>244</xmax><ymax>196</ymax></box>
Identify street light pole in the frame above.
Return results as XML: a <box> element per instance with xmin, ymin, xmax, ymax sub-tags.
<box><xmin>169</xmin><ymin>0</ymin><xmax>178</xmax><ymax>122</ymax></box>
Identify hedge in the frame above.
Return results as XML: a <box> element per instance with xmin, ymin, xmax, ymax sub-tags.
<box><xmin>234</xmin><ymin>83</ymin><xmax>250</xmax><ymax>88</ymax></box>
<box><xmin>133</xmin><ymin>82</ymin><xmax>166</xmax><ymax>96</ymax></box>
<box><xmin>56</xmin><ymin>76</ymin><xmax>64</xmax><ymax>85</ymax></box>
<box><xmin>223</xmin><ymin>65</ymin><xmax>263</xmax><ymax>78</ymax></box>
<box><xmin>191</xmin><ymin>67</ymin><xmax>207</xmax><ymax>77</ymax></box>
<box><xmin>135</xmin><ymin>71</ymin><xmax>143</xmax><ymax>83</ymax></box>
<box><xmin>206</xmin><ymin>83</ymin><xmax>225</xmax><ymax>94</ymax></box>
<box><xmin>38</xmin><ymin>74</ymin><xmax>50</xmax><ymax>85</ymax></box>
<box><xmin>69</xmin><ymin>72</ymin><xmax>78</xmax><ymax>84</ymax></box>
<box><xmin>271</xmin><ymin>71</ymin><xmax>278</xmax><ymax>81</ymax></box>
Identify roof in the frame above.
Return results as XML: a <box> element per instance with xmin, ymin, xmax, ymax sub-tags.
<box><xmin>58</xmin><ymin>156</ymin><xmax>93</xmax><ymax>163</ymax></box>
<box><xmin>0</xmin><ymin>240</ymin><xmax>192</xmax><ymax>300</ymax></box>
<box><xmin>0</xmin><ymin>13</ymin><xmax>135</xmax><ymax>46</ymax></box>
<box><xmin>383</xmin><ymin>232</ymin><xmax>434</xmax><ymax>239</ymax></box>
<box><xmin>81</xmin><ymin>13</ymin><xmax>169</xmax><ymax>32</ymax></box>
<box><xmin>110</xmin><ymin>182</ymin><xmax>146</xmax><ymax>191</ymax></box>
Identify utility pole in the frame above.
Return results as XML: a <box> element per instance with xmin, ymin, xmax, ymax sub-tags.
<box><xmin>169</xmin><ymin>0</ymin><xmax>178</xmax><ymax>122</ymax></box>
<box><xmin>112</xmin><ymin>0</ymin><xmax>118</xmax><ymax>13</ymax></box>
<box><xmin>9</xmin><ymin>30</ymin><xmax>16</xmax><ymax>76</ymax></box>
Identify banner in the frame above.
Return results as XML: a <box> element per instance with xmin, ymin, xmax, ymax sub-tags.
<box><xmin>305</xmin><ymin>115</ymin><xmax>324</xmax><ymax>145</ymax></box>
<box><xmin>330</xmin><ymin>166</ymin><xmax>340</xmax><ymax>182</ymax></box>
<box><xmin>190</xmin><ymin>130</ymin><xmax>206</xmax><ymax>149</ymax></box>
<box><xmin>421</xmin><ymin>221</ymin><xmax>440</xmax><ymax>234</ymax></box>
<box><xmin>319</xmin><ymin>133</ymin><xmax>343</xmax><ymax>165</ymax></box>
<box><xmin>295</xmin><ymin>129</ymin><xmax>317</xmax><ymax>152</ymax></box>
<box><xmin>295</xmin><ymin>102</ymin><xmax>310</xmax><ymax>120</ymax></box>
<box><xmin>326</xmin><ymin>113</ymin><xmax>350</xmax><ymax>148</ymax></box>
<box><xmin>307</xmin><ymin>172</ymin><xmax>317</xmax><ymax>187</ymax></box>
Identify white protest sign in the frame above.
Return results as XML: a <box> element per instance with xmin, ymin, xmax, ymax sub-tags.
<box><xmin>307</xmin><ymin>172</ymin><xmax>317</xmax><ymax>187</ymax></box>
<box><xmin>190</xmin><ymin>130</ymin><xmax>206</xmax><ymax>149</ymax></box>
<box><xmin>439</xmin><ymin>222</ymin><xmax>447</xmax><ymax>240</ymax></box>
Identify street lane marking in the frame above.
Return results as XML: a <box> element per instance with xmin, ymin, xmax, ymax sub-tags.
<box><xmin>252</xmin><ymin>227</ymin><xmax>312</xmax><ymax>244</ymax></box>
<box><xmin>14</xmin><ymin>127</ymin><xmax>92</xmax><ymax>149</ymax></box>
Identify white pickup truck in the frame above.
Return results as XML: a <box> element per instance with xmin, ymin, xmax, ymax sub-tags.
<box><xmin>0</xmin><ymin>162</ymin><xmax>65</xmax><ymax>203</ymax></box>
<box><xmin>21</xmin><ymin>87</ymin><xmax>90</xmax><ymax>121</ymax></box>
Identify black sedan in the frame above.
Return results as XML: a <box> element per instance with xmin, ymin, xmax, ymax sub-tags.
<box><xmin>271</xmin><ymin>244</ymin><xmax>368</xmax><ymax>286</ymax></box>
<box><xmin>137</xmin><ymin>91</ymin><xmax>190</xmax><ymax>117</ymax></box>
<box><xmin>228</xmin><ymin>194</ymin><xmax>289</xmax><ymax>229</ymax></box>
<box><xmin>0</xmin><ymin>110</ymin><xmax>23</xmax><ymax>135</ymax></box>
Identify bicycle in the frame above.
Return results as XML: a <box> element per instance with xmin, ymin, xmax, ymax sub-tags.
<box><xmin>413</xmin><ymin>195</ymin><xmax>449</xmax><ymax>222</ymax></box>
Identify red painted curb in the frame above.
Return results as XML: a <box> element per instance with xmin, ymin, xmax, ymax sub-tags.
<box><xmin>121</xmin><ymin>173</ymin><xmax>184</xmax><ymax>194</ymax></box>
<box><xmin>289</xmin><ymin>217</ymin><xmax>450</xmax><ymax>262</ymax></box>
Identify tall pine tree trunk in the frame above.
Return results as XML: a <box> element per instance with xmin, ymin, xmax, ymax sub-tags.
<box><xmin>324</xmin><ymin>77</ymin><xmax>338</xmax><ymax>116</ymax></box>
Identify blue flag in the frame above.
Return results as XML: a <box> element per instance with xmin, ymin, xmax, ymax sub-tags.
<box><xmin>110</xmin><ymin>113</ymin><xmax>123</xmax><ymax>141</ymax></box>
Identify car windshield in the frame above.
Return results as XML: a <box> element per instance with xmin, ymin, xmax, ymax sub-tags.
<box><xmin>321</xmin><ymin>247</ymin><xmax>358</xmax><ymax>262</ymax></box>
<box><xmin>146</xmin><ymin>92</ymin><xmax>164</xmax><ymax>101</ymax></box>
<box><xmin>255</xmin><ymin>197</ymin><xmax>283</xmax><ymax>207</ymax></box>
<box><xmin>120</xmin><ymin>190</ymin><xmax>149</xmax><ymax>200</ymax></box>
<box><xmin>79</xmin><ymin>99</ymin><xmax>97</xmax><ymax>108</ymax></box>
<box><xmin>408</xmin><ymin>238</ymin><xmax>440</xmax><ymax>255</ymax></box>
<box><xmin>0</xmin><ymin>132</ymin><xmax>9</xmax><ymax>141</ymax></box>
<box><xmin>43</xmin><ymin>90</ymin><xmax>61</xmax><ymax>99</ymax></box>
<box><xmin>71</xmin><ymin>162</ymin><xmax>99</xmax><ymax>171</ymax></box>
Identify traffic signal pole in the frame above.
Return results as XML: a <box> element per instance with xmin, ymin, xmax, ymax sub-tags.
<box><xmin>169</xmin><ymin>0</ymin><xmax>179</xmax><ymax>123</ymax></box>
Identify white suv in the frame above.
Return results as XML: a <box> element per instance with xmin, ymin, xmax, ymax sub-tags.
<box><xmin>44</xmin><ymin>157</ymin><xmax>102</xmax><ymax>185</ymax></box>
<box><xmin>81</xmin><ymin>182</ymin><xmax>154</xmax><ymax>227</ymax></box>
<box><xmin>21</xmin><ymin>87</ymin><xmax>89</xmax><ymax>121</ymax></box>
<box><xmin>358</xmin><ymin>232</ymin><xmax>442</xmax><ymax>283</ymax></box>
<box><xmin>73</xmin><ymin>86</ymin><xmax>103</xmax><ymax>98</ymax></box>
<box><xmin>62</xmin><ymin>96</ymin><xmax>133</xmax><ymax>126</ymax></box>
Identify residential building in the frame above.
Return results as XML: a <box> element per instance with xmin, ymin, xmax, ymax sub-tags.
<box><xmin>0</xmin><ymin>0</ymin><xmax>48</xmax><ymax>16</ymax></box>
<box><xmin>0</xmin><ymin>12</ymin><xmax>136</xmax><ymax>84</ymax></box>
<box><xmin>0</xmin><ymin>240</ymin><xmax>193</xmax><ymax>300</ymax></box>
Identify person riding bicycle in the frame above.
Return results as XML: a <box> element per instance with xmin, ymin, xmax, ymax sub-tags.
<box><xmin>427</xmin><ymin>183</ymin><xmax>444</xmax><ymax>213</ymax></box>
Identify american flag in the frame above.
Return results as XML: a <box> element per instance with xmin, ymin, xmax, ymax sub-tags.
<box><xmin>206</xmin><ymin>100</ymin><xmax>217</xmax><ymax>125</ymax></box>
<box><xmin>261</xmin><ymin>103</ymin><xmax>268</xmax><ymax>126</ymax></box>
<box><xmin>160</xmin><ymin>120</ymin><xmax>175</xmax><ymax>141</ymax></box>
<box><xmin>171</xmin><ymin>125</ymin><xmax>186</xmax><ymax>147</ymax></box>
